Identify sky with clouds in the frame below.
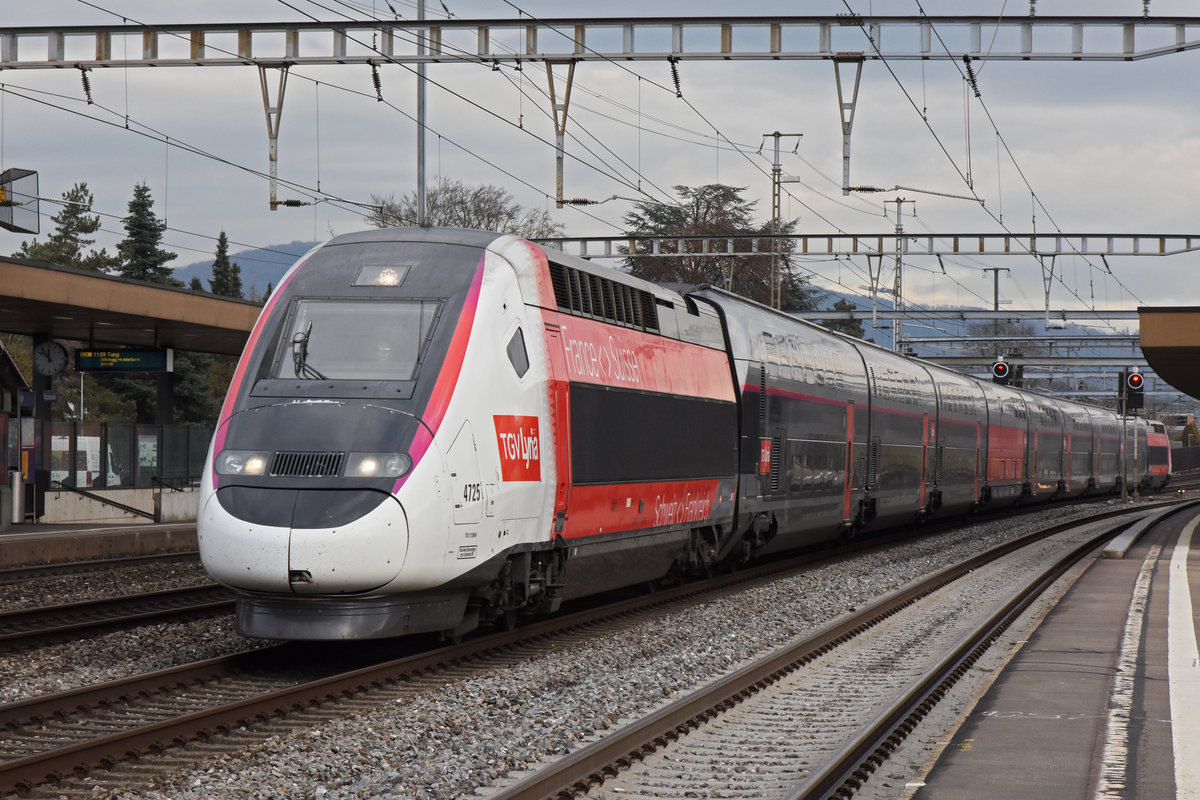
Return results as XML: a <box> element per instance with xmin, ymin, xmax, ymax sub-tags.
<box><xmin>1</xmin><ymin>0</ymin><xmax>1196</xmax><ymax>317</ymax></box>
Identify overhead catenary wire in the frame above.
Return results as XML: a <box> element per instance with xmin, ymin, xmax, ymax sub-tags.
<box><xmin>47</xmin><ymin>1</ymin><xmax>634</xmax><ymax>236</ymax></box>
<box><xmin>0</xmin><ymin>82</ymin><xmax>368</xmax><ymax>214</ymax></box>
<box><xmin>24</xmin><ymin>190</ymin><xmax>323</xmax><ymax>267</ymax></box>
<box><xmin>26</xmin><ymin>1</ymin><xmax>1158</xmax><ymax>318</ymax></box>
<box><xmin>837</xmin><ymin>0</ymin><xmax>1138</xmax><ymax>333</ymax></box>
<box><xmin>909</xmin><ymin>0</ymin><xmax>1144</xmax><ymax>312</ymax></box>
<box><xmin>277</xmin><ymin>0</ymin><xmax>668</xmax><ymax>203</ymax></box>
<box><xmin>493</xmin><ymin>0</ymin><xmax>862</xmax><ymax>234</ymax></box>
<box><xmin>69</xmin><ymin>0</ymin><xmax>643</xmax><ymax>221</ymax></box>
<box><xmin>75</xmin><ymin>0</ymin><xmax>897</xmax><ymax>247</ymax></box>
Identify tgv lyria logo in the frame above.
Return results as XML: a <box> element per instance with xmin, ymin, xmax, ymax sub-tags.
<box><xmin>493</xmin><ymin>415</ymin><xmax>541</xmax><ymax>481</ymax></box>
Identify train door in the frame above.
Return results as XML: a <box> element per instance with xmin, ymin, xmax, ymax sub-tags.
<box><xmin>756</xmin><ymin>362</ymin><xmax>779</xmax><ymax>500</ymax></box>
<box><xmin>544</xmin><ymin>326</ymin><xmax>572</xmax><ymax>533</ymax></box>
<box><xmin>1062</xmin><ymin>430</ymin><xmax>1070</xmax><ymax>490</ymax></box>
<box><xmin>919</xmin><ymin>413</ymin><xmax>930</xmax><ymax>508</ymax></box>
<box><xmin>842</xmin><ymin>401</ymin><xmax>855</xmax><ymax>524</ymax></box>
<box><xmin>974</xmin><ymin>421</ymin><xmax>982</xmax><ymax>499</ymax></box>
<box><xmin>447</xmin><ymin>421</ymin><xmax>483</xmax><ymax>525</ymax></box>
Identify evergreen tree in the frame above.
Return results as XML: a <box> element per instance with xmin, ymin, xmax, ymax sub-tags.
<box><xmin>79</xmin><ymin>379</ymin><xmax>137</xmax><ymax>422</ymax></box>
<box><xmin>207</xmin><ymin>356</ymin><xmax>237</xmax><ymax>408</ymax></box>
<box><xmin>823</xmin><ymin>298</ymin><xmax>867</xmax><ymax>339</ymax></box>
<box><xmin>14</xmin><ymin>183</ymin><xmax>117</xmax><ymax>272</ymax></box>
<box><xmin>99</xmin><ymin>183</ymin><xmax>224</xmax><ymax>423</ymax></box>
<box><xmin>189</xmin><ymin>276</ymin><xmax>204</xmax><ymax>292</ymax></box>
<box><xmin>622</xmin><ymin>184</ymin><xmax>819</xmax><ymax>312</ymax></box>
<box><xmin>116</xmin><ymin>182</ymin><xmax>179</xmax><ymax>285</ymax></box>
<box><xmin>95</xmin><ymin>369</ymin><xmax>158</xmax><ymax>422</ymax></box>
<box><xmin>172</xmin><ymin>352</ymin><xmax>220</xmax><ymax>423</ymax></box>
<box><xmin>202</xmin><ymin>232</ymin><xmax>244</xmax><ymax>408</ymax></box>
<box><xmin>207</xmin><ymin>231</ymin><xmax>244</xmax><ymax>298</ymax></box>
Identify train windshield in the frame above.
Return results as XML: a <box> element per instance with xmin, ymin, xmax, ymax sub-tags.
<box><xmin>275</xmin><ymin>299</ymin><xmax>439</xmax><ymax>381</ymax></box>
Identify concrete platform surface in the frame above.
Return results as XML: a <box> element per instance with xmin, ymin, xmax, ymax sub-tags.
<box><xmin>913</xmin><ymin>509</ymin><xmax>1200</xmax><ymax>800</ymax></box>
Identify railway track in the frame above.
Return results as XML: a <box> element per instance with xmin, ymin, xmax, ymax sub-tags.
<box><xmin>0</xmin><ymin>551</ymin><xmax>200</xmax><ymax>587</ymax></box>
<box><xmin>0</xmin><ymin>502</ymin><xmax>1174</xmax><ymax>798</ymax></box>
<box><xmin>485</xmin><ymin>500</ymin><xmax>1200</xmax><ymax>800</ymax></box>
<box><xmin>0</xmin><ymin>585</ymin><xmax>233</xmax><ymax>653</ymax></box>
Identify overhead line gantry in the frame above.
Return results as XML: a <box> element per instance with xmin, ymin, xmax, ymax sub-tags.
<box><xmin>2</xmin><ymin>15</ymin><xmax>1198</xmax><ymax>210</ymax></box>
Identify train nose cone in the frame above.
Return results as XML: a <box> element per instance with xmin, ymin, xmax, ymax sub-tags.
<box><xmin>288</xmin><ymin>491</ymin><xmax>408</xmax><ymax>594</ymax></box>
<box><xmin>201</xmin><ymin>487</ymin><xmax>408</xmax><ymax>594</ymax></box>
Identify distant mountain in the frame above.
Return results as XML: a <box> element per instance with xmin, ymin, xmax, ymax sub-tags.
<box><xmin>173</xmin><ymin>240</ymin><xmax>317</xmax><ymax>298</ymax></box>
<box><xmin>797</xmin><ymin>289</ymin><xmax>1118</xmax><ymax>361</ymax></box>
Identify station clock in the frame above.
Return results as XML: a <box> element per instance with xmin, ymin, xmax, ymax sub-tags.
<box><xmin>32</xmin><ymin>340</ymin><xmax>69</xmax><ymax>377</ymax></box>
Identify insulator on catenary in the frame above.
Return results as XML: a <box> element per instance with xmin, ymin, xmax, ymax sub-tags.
<box><xmin>370</xmin><ymin>61</ymin><xmax>384</xmax><ymax>102</ymax></box>
<box><xmin>668</xmin><ymin>56</ymin><xmax>682</xmax><ymax>98</ymax></box>
<box><xmin>79</xmin><ymin>67</ymin><xmax>94</xmax><ymax>105</ymax></box>
<box><xmin>962</xmin><ymin>56</ymin><xmax>981</xmax><ymax>98</ymax></box>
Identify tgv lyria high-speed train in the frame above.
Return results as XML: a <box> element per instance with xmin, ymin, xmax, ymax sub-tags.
<box><xmin>198</xmin><ymin>227</ymin><xmax>1170</xmax><ymax>641</ymax></box>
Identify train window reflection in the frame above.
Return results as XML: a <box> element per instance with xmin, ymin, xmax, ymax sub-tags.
<box><xmin>276</xmin><ymin>300</ymin><xmax>438</xmax><ymax>381</ymax></box>
<box><xmin>507</xmin><ymin>327</ymin><xmax>529</xmax><ymax>378</ymax></box>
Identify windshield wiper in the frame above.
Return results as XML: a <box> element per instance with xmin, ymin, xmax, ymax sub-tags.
<box><xmin>292</xmin><ymin>322</ymin><xmax>328</xmax><ymax>380</ymax></box>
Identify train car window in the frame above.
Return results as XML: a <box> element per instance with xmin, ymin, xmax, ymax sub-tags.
<box><xmin>506</xmin><ymin>327</ymin><xmax>530</xmax><ymax>378</ymax></box>
<box><xmin>273</xmin><ymin>299</ymin><xmax>438</xmax><ymax>381</ymax></box>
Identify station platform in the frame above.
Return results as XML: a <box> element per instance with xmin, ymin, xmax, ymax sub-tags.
<box><xmin>0</xmin><ymin>521</ymin><xmax>196</xmax><ymax>568</ymax></box>
<box><xmin>910</xmin><ymin>506</ymin><xmax>1200</xmax><ymax>799</ymax></box>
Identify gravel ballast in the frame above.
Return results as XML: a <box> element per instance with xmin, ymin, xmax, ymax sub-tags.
<box><xmin>1</xmin><ymin>502</ymin><xmax>1158</xmax><ymax>799</ymax></box>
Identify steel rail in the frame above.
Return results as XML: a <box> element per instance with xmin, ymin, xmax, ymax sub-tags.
<box><xmin>0</xmin><ymin>585</ymin><xmax>233</xmax><ymax>652</ymax></box>
<box><xmin>0</xmin><ymin>648</ymin><xmax>283</xmax><ymax>733</ymax></box>
<box><xmin>485</xmin><ymin>501</ymin><xmax>1194</xmax><ymax>800</ymax></box>
<box><xmin>0</xmin><ymin>551</ymin><xmax>200</xmax><ymax>585</ymax></box>
<box><xmin>784</xmin><ymin>499</ymin><xmax>1200</xmax><ymax>800</ymax></box>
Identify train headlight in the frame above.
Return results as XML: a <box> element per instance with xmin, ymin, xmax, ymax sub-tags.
<box><xmin>346</xmin><ymin>452</ymin><xmax>412</xmax><ymax>478</ymax></box>
<box><xmin>215</xmin><ymin>450</ymin><xmax>270</xmax><ymax>476</ymax></box>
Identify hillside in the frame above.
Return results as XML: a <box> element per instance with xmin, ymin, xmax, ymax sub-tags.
<box><xmin>173</xmin><ymin>240</ymin><xmax>317</xmax><ymax>298</ymax></box>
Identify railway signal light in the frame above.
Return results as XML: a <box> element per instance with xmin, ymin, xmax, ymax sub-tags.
<box><xmin>1126</xmin><ymin>369</ymin><xmax>1144</xmax><ymax>410</ymax></box>
<box><xmin>991</xmin><ymin>360</ymin><xmax>1010</xmax><ymax>385</ymax></box>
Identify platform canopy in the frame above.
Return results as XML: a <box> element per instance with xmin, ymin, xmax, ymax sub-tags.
<box><xmin>1138</xmin><ymin>307</ymin><xmax>1200</xmax><ymax>400</ymax></box>
<box><xmin>0</xmin><ymin>256</ymin><xmax>260</xmax><ymax>356</ymax></box>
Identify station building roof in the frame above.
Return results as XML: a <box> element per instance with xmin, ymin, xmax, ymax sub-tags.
<box><xmin>0</xmin><ymin>256</ymin><xmax>259</xmax><ymax>356</ymax></box>
<box><xmin>1138</xmin><ymin>307</ymin><xmax>1200</xmax><ymax>401</ymax></box>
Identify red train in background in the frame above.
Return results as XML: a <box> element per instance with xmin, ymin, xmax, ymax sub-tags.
<box><xmin>197</xmin><ymin>227</ymin><xmax>1170</xmax><ymax>641</ymax></box>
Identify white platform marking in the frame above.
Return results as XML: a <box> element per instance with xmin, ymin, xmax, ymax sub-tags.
<box><xmin>1095</xmin><ymin>545</ymin><xmax>1159</xmax><ymax>798</ymax></box>
<box><xmin>1170</xmin><ymin>516</ymin><xmax>1200</xmax><ymax>798</ymax></box>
